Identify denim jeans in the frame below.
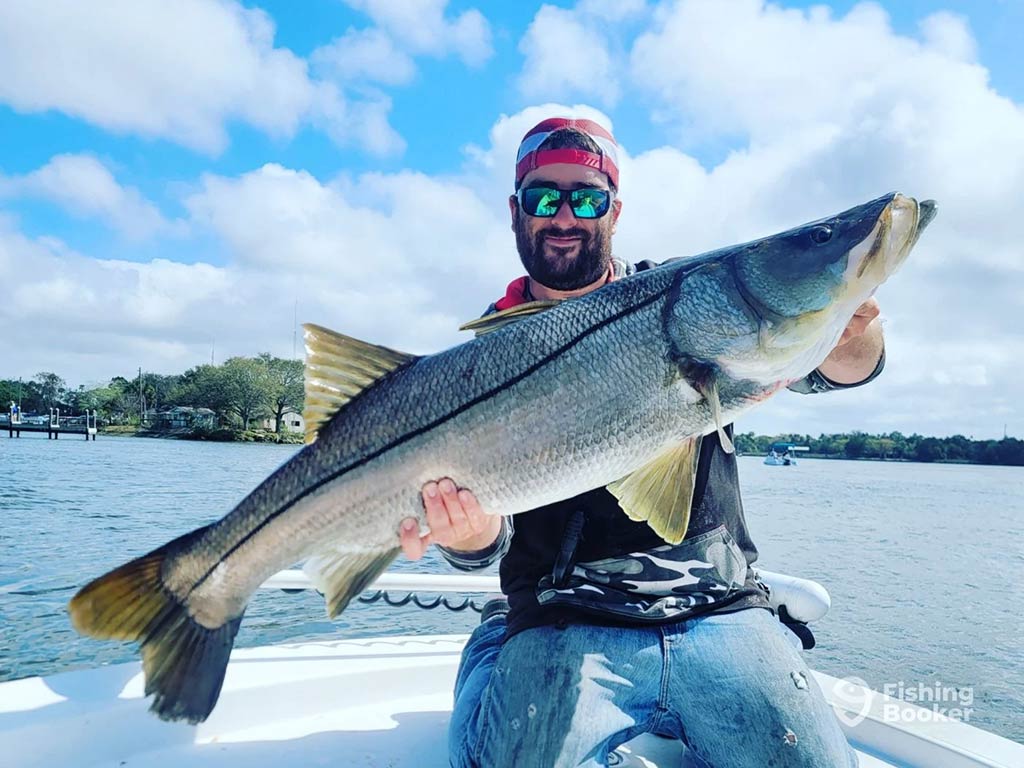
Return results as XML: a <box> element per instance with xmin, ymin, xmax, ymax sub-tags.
<box><xmin>449</xmin><ymin>607</ymin><xmax>857</xmax><ymax>768</ymax></box>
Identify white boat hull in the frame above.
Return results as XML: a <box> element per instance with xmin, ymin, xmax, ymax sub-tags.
<box><xmin>2</xmin><ymin>633</ymin><xmax>1021</xmax><ymax>768</ymax></box>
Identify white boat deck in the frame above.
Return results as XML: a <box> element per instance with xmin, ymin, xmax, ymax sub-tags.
<box><xmin>3</xmin><ymin>634</ymin><xmax>1022</xmax><ymax>768</ymax></box>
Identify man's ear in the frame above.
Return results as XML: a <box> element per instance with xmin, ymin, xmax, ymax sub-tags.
<box><xmin>508</xmin><ymin>195</ymin><xmax>518</xmax><ymax>231</ymax></box>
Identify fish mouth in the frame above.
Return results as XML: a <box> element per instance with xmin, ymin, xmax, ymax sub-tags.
<box><xmin>855</xmin><ymin>194</ymin><xmax>935</xmax><ymax>280</ymax></box>
<box><xmin>913</xmin><ymin>198</ymin><xmax>937</xmax><ymax>242</ymax></box>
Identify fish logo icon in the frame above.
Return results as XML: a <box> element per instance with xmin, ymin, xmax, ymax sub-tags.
<box><xmin>833</xmin><ymin>676</ymin><xmax>872</xmax><ymax>727</ymax></box>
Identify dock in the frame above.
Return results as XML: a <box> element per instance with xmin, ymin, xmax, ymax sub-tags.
<box><xmin>4</xmin><ymin>408</ymin><xmax>98</xmax><ymax>440</ymax></box>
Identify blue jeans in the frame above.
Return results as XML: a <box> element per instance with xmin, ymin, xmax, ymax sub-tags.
<box><xmin>449</xmin><ymin>607</ymin><xmax>857</xmax><ymax>768</ymax></box>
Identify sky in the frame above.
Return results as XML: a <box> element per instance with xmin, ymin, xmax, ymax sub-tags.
<box><xmin>0</xmin><ymin>0</ymin><xmax>1021</xmax><ymax>440</ymax></box>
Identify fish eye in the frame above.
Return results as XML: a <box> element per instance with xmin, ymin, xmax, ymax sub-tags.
<box><xmin>810</xmin><ymin>225</ymin><xmax>833</xmax><ymax>245</ymax></box>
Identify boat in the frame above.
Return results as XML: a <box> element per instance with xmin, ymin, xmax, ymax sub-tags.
<box><xmin>2</xmin><ymin>570</ymin><xmax>1021</xmax><ymax>767</ymax></box>
<box><xmin>765</xmin><ymin>443</ymin><xmax>809</xmax><ymax>466</ymax></box>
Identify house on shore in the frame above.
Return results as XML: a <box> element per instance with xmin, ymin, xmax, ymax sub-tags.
<box><xmin>148</xmin><ymin>406</ymin><xmax>217</xmax><ymax>430</ymax></box>
<box><xmin>261</xmin><ymin>413</ymin><xmax>305</xmax><ymax>434</ymax></box>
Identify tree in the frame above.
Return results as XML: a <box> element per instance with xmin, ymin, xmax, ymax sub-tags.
<box><xmin>34</xmin><ymin>372</ymin><xmax>67</xmax><ymax>411</ymax></box>
<box><xmin>170</xmin><ymin>365</ymin><xmax>228</xmax><ymax>415</ymax></box>
<box><xmin>844</xmin><ymin>432</ymin><xmax>868</xmax><ymax>459</ymax></box>
<box><xmin>0</xmin><ymin>379</ymin><xmax>21</xmax><ymax>410</ymax></box>
<box><xmin>914</xmin><ymin>437</ymin><xmax>946</xmax><ymax>463</ymax></box>
<box><xmin>219</xmin><ymin>357</ymin><xmax>271</xmax><ymax>430</ymax></box>
<box><xmin>258</xmin><ymin>353</ymin><xmax>304</xmax><ymax>433</ymax></box>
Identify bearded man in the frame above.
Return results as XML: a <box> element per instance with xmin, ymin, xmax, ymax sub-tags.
<box><xmin>399</xmin><ymin>117</ymin><xmax>882</xmax><ymax>768</ymax></box>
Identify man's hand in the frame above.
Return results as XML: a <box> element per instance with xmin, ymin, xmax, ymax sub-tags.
<box><xmin>817</xmin><ymin>298</ymin><xmax>884</xmax><ymax>384</ymax></box>
<box><xmin>399</xmin><ymin>478</ymin><xmax>502</xmax><ymax>561</ymax></box>
<box><xmin>836</xmin><ymin>298</ymin><xmax>881</xmax><ymax>347</ymax></box>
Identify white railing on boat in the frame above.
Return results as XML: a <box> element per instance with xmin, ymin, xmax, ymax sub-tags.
<box><xmin>259</xmin><ymin>568</ymin><xmax>831</xmax><ymax>625</ymax></box>
<box><xmin>261</xmin><ymin>570</ymin><xmax>502</xmax><ymax>594</ymax></box>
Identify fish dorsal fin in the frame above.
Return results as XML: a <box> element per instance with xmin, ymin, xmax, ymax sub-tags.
<box><xmin>695</xmin><ymin>378</ymin><xmax>735</xmax><ymax>454</ymax></box>
<box><xmin>302</xmin><ymin>323</ymin><xmax>417</xmax><ymax>444</ymax></box>
<box><xmin>606</xmin><ymin>437</ymin><xmax>702</xmax><ymax>545</ymax></box>
<box><xmin>459</xmin><ymin>300</ymin><xmax>562</xmax><ymax>337</ymax></box>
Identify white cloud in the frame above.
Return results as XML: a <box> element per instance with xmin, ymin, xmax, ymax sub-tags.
<box><xmin>0</xmin><ymin>154</ymin><xmax>182</xmax><ymax>241</ymax></box>
<box><xmin>312</xmin><ymin>28</ymin><xmax>417</xmax><ymax>87</ymax></box>
<box><xmin>578</xmin><ymin>0</ymin><xmax>647</xmax><ymax>22</ymax></box>
<box><xmin>517</xmin><ymin>4</ymin><xmax>622</xmax><ymax>106</ymax></box>
<box><xmin>0</xmin><ymin>215</ymin><xmax>232</xmax><ymax>376</ymax></box>
<box><xmin>312</xmin><ymin>83</ymin><xmax>405</xmax><ymax>156</ymax></box>
<box><xmin>0</xmin><ymin>0</ymin><xmax>401</xmax><ymax>155</ymax></box>
<box><xmin>312</xmin><ymin>0</ymin><xmax>493</xmax><ymax>95</ymax></box>
<box><xmin>919</xmin><ymin>11</ymin><xmax>976</xmax><ymax>63</ymax></box>
<box><xmin>612</xmin><ymin>0</ymin><xmax>1023</xmax><ymax>437</ymax></box>
<box><xmin>342</xmin><ymin>0</ymin><xmax>493</xmax><ymax>66</ymax></box>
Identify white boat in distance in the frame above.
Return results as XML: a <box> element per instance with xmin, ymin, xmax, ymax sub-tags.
<box><xmin>1</xmin><ymin>571</ymin><xmax>1021</xmax><ymax>768</ymax></box>
<box><xmin>765</xmin><ymin>443</ymin><xmax>810</xmax><ymax>466</ymax></box>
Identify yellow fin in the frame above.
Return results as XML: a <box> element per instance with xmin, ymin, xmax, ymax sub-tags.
<box><xmin>303</xmin><ymin>545</ymin><xmax>400</xmax><ymax>618</ymax></box>
<box><xmin>606</xmin><ymin>437</ymin><xmax>702</xmax><ymax>545</ymax></box>
<box><xmin>302</xmin><ymin>323</ymin><xmax>416</xmax><ymax>444</ymax></box>
<box><xmin>459</xmin><ymin>300</ymin><xmax>562</xmax><ymax>337</ymax></box>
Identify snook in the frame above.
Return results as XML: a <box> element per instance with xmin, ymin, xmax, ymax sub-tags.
<box><xmin>70</xmin><ymin>192</ymin><xmax>936</xmax><ymax>723</ymax></box>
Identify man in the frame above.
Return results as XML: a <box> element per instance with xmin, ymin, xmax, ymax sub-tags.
<box><xmin>399</xmin><ymin>118</ymin><xmax>883</xmax><ymax>767</ymax></box>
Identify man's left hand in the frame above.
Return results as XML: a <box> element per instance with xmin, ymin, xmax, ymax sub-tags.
<box><xmin>835</xmin><ymin>298</ymin><xmax>881</xmax><ymax>347</ymax></box>
<box><xmin>816</xmin><ymin>298</ymin><xmax>884</xmax><ymax>385</ymax></box>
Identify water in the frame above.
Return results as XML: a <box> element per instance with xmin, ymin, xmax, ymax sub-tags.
<box><xmin>1</xmin><ymin>436</ymin><xmax>1021</xmax><ymax>743</ymax></box>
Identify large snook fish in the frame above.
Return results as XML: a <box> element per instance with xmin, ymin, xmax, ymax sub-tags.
<box><xmin>70</xmin><ymin>192</ymin><xmax>935</xmax><ymax>723</ymax></box>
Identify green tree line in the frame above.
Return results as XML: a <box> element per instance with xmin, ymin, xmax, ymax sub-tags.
<box><xmin>4</xmin><ymin>368</ymin><xmax>1021</xmax><ymax>465</ymax></box>
<box><xmin>734</xmin><ymin>431</ymin><xmax>1024</xmax><ymax>467</ymax></box>
<box><xmin>1</xmin><ymin>354</ymin><xmax>303</xmax><ymax>434</ymax></box>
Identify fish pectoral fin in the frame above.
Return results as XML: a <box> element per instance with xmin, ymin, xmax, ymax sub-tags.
<box><xmin>458</xmin><ymin>300</ymin><xmax>562</xmax><ymax>337</ymax></box>
<box><xmin>304</xmin><ymin>545</ymin><xmax>400</xmax><ymax>618</ymax></box>
<box><xmin>606</xmin><ymin>437</ymin><xmax>702</xmax><ymax>546</ymax></box>
<box><xmin>695</xmin><ymin>378</ymin><xmax>735</xmax><ymax>454</ymax></box>
<box><xmin>67</xmin><ymin>524</ymin><xmax>243</xmax><ymax>724</ymax></box>
<box><xmin>302</xmin><ymin>323</ymin><xmax>418</xmax><ymax>444</ymax></box>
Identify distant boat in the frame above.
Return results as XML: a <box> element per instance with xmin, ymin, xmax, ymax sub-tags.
<box><xmin>765</xmin><ymin>443</ymin><xmax>809</xmax><ymax>466</ymax></box>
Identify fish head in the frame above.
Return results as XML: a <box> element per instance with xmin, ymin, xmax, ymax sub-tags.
<box><xmin>667</xmin><ymin>193</ymin><xmax>936</xmax><ymax>386</ymax></box>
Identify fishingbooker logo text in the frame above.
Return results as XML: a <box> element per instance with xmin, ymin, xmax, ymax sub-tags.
<box><xmin>832</xmin><ymin>677</ymin><xmax>974</xmax><ymax>727</ymax></box>
<box><xmin>881</xmin><ymin>680</ymin><xmax>974</xmax><ymax>723</ymax></box>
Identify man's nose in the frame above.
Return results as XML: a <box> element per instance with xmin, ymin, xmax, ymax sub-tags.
<box><xmin>552</xmin><ymin>198</ymin><xmax>578</xmax><ymax>226</ymax></box>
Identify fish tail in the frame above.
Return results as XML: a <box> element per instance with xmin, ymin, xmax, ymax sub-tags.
<box><xmin>68</xmin><ymin>527</ymin><xmax>243</xmax><ymax>724</ymax></box>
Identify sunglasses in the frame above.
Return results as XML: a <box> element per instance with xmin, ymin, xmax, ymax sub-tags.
<box><xmin>517</xmin><ymin>185</ymin><xmax>613</xmax><ymax>219</ymax></box>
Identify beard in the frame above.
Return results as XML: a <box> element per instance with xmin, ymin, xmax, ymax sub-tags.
<box><xmin>514</xmin><ymin>211</ymin><xmax>613</xmax><ymax>291</ymax></box>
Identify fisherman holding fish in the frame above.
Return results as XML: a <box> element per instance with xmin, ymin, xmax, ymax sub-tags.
<box><xmin>71</xmin><ymin>116</ymin><xmax>934</xmax><ymax>759</ymax></box>
<box><xmin>400</xmin><ymin>118</ymin><xmax>885</xmax><ymax>767</ymax></box>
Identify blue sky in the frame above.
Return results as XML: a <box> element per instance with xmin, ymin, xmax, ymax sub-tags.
<box><xmin>0</xmin><ymin>0</ymin><xmax>1021</xmax><ymax>438</ymax></box>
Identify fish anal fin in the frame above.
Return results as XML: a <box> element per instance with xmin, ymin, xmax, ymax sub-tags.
<box><xmin>304</xmin><ymin>546</ymin><xmax>400</xmax><ymax>618</ymax></box>
<box><xmin>459</xmin><ymin>300</ymin><xmax>562</xmax><ymax>337</ymax></box>
<box><xmin>607</xmin><ymin>437</ymin><xmax>701</xmax><ymax>545</ymax></box>
<box><xmin>302</xmin><ymin>324</ymin><xmax>417</xmax><ymax>444</ymax></box>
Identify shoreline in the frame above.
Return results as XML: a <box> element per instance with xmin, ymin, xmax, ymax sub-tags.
<box><xmin>100</xmin><ymin>426</ymin><xmax>303</xmax><ymax>445</ymax></box>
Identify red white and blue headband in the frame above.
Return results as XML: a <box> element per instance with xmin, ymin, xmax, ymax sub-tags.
<box><xmin>515</xmin><ymin>117</ymin><xmax>620</xmax><ymax>190</ymax></box>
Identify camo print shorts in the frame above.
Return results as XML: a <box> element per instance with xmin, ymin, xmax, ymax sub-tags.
<box><xmin>535</xmin><ymin>524</ymin><xmax>750</xmax><ymax>621</ymax></box>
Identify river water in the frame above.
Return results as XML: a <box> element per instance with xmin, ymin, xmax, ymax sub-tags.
<box><xmin>1</xmin><ymin>435</ymin><xmax>1021</xmax><ymax>743</ymax></box>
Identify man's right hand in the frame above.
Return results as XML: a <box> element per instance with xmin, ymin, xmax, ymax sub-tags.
<box><xmin>399</xmin><ymin>478</ymin><xmax>502</xmax><ymax>561</ymax></box>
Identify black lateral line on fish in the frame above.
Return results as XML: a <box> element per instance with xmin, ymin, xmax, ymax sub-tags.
<box><xmin>186</xmin><ymin>286</ymin><xmax>671</xmax><ymax>597</ymax></box>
